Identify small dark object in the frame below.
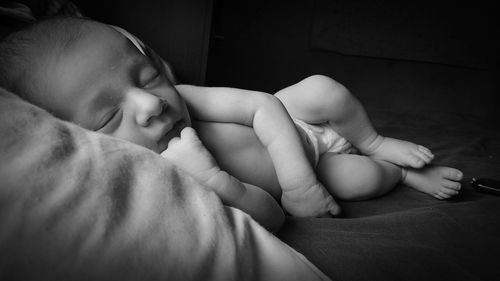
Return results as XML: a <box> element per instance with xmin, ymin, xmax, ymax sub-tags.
<box><xmin>471</xmin><ymin>178</ymin><xmax>500</xmax><ymax>195</ymax></box>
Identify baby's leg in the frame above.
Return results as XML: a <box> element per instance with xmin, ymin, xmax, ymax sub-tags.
<box><xmin>402</xmin><ymin>166</ymin><xmax>463</xmax><ymax>199</ymax></box>
<box><xmin>316</xmin><ymin>153</ymin><xmax>464</xmax><ymax>200</ymax></box>
<box><xmin>275</xmin><ymin>75</ymin><xmax>433</xmax><ymax>168</ymax></box>
<box><xmin>316</xmin><ymin>153</ymin><xmax>402</xmax><ymax>201</ymax></box>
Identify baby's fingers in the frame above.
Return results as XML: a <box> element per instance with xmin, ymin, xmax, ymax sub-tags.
<box><xmin>160</xmin><ymin>136</ymin><xmax>181</xmax><ymax>158</ymax></box>
<box><xmin>167</xmin><ymin>136</ymin><xmax>181</xmax><ymax>148</ymax></box>
<box><xmin>180</xmin><ymin>126</ymin><xmax>200</xmax><ymax>141</ymax></box>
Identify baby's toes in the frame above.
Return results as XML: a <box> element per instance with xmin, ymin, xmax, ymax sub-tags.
<box><xmin>417</xmin><ymin>145</ymin><xmax>434</xmax><ymax>159</ymax></box>
<box><xmin>442</xmin><ymin>180</ymin><xmax>461</xmax><ymax>191</ymax></box>
<box><xmin>433</xmin><ymin>192</ymin><xmax>447</xmax><ymax>200</ymax></box>
<box><xmin>437</xmin><ymin>191</ymin><xmax>451</xmax><ymax>199</ymax></box>
<box><xmin>442</xmin><ymin>168</ymin><xmax>463</xmax><ymax>181</ymax></box>
<box><xmin>433</xmin><ymin>189</ymin><xmax>455</xmax><ymax>199</ymax></box>
<box><xmin>413</xmin><ymin>149</ymin><xmax>433</xmax><ymax>165</ymax></box>
<box><xmin>328</xmin><ymin>199</ymin><xmax>341</xmax><ymax>216</ymax></box>
<box><xmin>439</xmin><ymin>187</ymin><xmax>459</xmax><ymax>198</ymax></box>
<box><xmin>407</xmin><ymin>153</ymin><xmax>426</xmax><ymax>168</ymax></box>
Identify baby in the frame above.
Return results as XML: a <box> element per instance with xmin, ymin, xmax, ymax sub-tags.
<box><xmin>0</xmin><ymin>17</ymin><xmax>463</xmax><ymax>230</ymax></box>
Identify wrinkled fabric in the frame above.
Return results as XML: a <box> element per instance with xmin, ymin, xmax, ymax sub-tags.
<box><xmin>0</xmin><ymin>88</ymin><xmax>329</xmax><ymax>281</ymax></box>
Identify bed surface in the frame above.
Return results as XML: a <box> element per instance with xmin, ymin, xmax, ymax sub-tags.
<box><xmin>279</xmin><ymin>109</ymin><xmax>500</xmax><ymax>281</ymax></box>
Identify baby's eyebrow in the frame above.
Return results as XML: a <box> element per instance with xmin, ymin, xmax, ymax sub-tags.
<box><xmin>127</xmin><ymin>53</ymin><xmax>153</xmax><ymax>80</ymax></box>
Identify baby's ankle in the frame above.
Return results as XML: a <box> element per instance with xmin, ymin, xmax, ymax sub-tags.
<box><xmin>358</xmin><ymin>133</ymin><xmax>384</xmax><ymax>155</ymax></box>
<box><xmin>401</xmin><ymin>168</ymin><xmax>408</xmax><ymax>183</ymax></box>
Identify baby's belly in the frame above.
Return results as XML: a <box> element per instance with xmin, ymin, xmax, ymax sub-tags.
<box><xmin>193</xmin><ymin>121</ymin><xmax>283</xmax><ymax>198</ymax></box>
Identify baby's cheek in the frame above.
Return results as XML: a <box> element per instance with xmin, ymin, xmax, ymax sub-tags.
<box><xmin>111</xmin><ymin>129</ymin><xmax>159</xmax><ymax>152</ymax></box>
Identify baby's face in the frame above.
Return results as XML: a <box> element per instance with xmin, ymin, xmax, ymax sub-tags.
<box><xmin>32</xmin><ymin>25</ymin><xmax>191</xmax><ymax>153</ymax></box>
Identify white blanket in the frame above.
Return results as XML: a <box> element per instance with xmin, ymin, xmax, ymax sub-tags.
<box><xmin>0</xmin><ymin>88</ymin><xmax>330</xmax><ymax>281</ymax></box>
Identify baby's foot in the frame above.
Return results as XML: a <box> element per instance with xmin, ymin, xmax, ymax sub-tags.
<box><xmin>402</xmin><ymin>166</ymin><xmax>463</xmax><ymax>199</ymax></box>
<box><xmin>281</xmin><ymin>182</ymin><xmax>341</xmax><ymax>217</ymax></box>
<box><xmin>362</xmin><ymin>135</ymin><xmax>434</xmax><ymax>168</ymax></box>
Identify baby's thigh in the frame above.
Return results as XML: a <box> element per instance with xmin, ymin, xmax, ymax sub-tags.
<box><xmin>316</xmin><ymin>153</ymin><xmax>392</xmax><ymax>200</ymax></box>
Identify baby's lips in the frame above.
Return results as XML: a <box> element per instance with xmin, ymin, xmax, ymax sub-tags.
<box><xmin>156</xmin><ymin>119</ymin><xmax>185</xmax><ymax>152</ymax></box>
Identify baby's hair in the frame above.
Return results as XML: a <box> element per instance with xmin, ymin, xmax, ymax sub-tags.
<box><xmin>0</xmin><ymin>16</ymin><xmax>100</xmax><ymax>101</ymax></box>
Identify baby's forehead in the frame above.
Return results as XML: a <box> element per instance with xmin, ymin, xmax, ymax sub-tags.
<box><xmin>33</xmin><ymin>24</ymin><xmax>145</xmax><ymax>103</ymax></box>
<box><xmin>32</xmin><ymin>23</ymin><xmax>130</xmax><ymax>68</ymax></box>
<box><xmin>75</xmin><ymin>24</ymin><xmax>133</xmax><ymax>53</ymax></box>
<box><xmin>54</xmin><ymin>25</ymin><xmax>146</xmax><ymax>71</ymax></box>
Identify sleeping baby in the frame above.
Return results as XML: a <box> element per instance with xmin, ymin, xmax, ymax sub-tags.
<box><xmin>0</xmin><ymin>16</ymin><xmax>463</xmax><ymax>231</ymax></box>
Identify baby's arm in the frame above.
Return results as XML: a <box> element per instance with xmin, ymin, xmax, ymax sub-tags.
<box><xmin>175</xmin><ymin>85</ymin><xmax>339</xmax><ymax>217</ymax></box>
<box><xmin>207</xmin><ymin>172</ymin><xmax>285</xmax><ymax>233</ymax></box>
<box><xmin>161</xmin><ymin>127</ymin><xmax>284</xmax><ymax>232</ymax></box>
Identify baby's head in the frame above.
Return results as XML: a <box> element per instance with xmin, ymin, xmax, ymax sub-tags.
<box><xmin>0</xmin><ymin>17</ymin><xmax>191</xmax><ymax>153</ymax></box>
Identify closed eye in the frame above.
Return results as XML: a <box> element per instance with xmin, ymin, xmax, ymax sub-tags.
<box><xmin>142</xmin><ymin>71</ymin><xmax>162</xmax><ymax>89</ymax></box>
<box><xmin>96</xmin><ymin>108</ymin><xmax>122</xmax><ymax>132</ymax></box>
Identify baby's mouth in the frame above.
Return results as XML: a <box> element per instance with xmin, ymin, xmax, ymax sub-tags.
<box><xmin>157</xmin><ymin>119</ymin><xmax>185</xmax><ymax>152</ymax></box>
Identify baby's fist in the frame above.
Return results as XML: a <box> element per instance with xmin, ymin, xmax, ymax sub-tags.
<box><xmin>161</xmin><ymin>127</ymin><xmax>220</xmax><ymax>181</ymax></box>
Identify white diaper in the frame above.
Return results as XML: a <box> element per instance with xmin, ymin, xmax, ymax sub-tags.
<box><xmin>293</xmin><ymin>118</ymin><xmax>355</xmax><ymax>166</ymax></box>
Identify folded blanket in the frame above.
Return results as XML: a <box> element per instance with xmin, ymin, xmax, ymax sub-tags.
<box><xmin>0</xmin><ymin>88</ymin><xmax>329</xmax><ymax>281</ymax></box>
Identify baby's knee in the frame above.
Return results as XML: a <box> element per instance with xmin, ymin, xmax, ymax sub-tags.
<box><xmin>301</xmin><ymin>75</ymin><xmax>352</xmax><ymax>111</ymax></box>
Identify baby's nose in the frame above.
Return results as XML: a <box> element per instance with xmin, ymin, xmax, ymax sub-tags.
<box><xmin>128</xmin><ymin>89</ymin><xmax>166</xmax><ymax>126</ymax></box>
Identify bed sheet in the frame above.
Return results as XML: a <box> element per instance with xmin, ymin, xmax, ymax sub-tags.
<box><xmin>279</xmin><ymin>109</ymin><xmax>500</xmax><ymax>281</ymax></box>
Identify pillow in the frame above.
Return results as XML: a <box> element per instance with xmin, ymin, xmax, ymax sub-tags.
<box><xmin>0</xmin><ymin>88</ymin><xmax>329</xmax><ymax>280</ymax></box>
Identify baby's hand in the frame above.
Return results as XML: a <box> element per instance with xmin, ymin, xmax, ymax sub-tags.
<box><xmin>162</xmin><ymin>127</ymin><xmax>247</xmax><ymax>206</ymax></box>
<box><xmin>161</xmin><ymin>127</ymin><xmax>220</xmax><ymax>182</ymax></box>
<box><xmin>281</xmin><ymin>181</ymin><xmax>341</xmax><ymax>217</ymax></box>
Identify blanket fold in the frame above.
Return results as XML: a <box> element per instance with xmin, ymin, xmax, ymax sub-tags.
<box><xmin>0</xmin><ymin>88</ymin><xmax>329</xmax><ymax>281</ymax></box>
